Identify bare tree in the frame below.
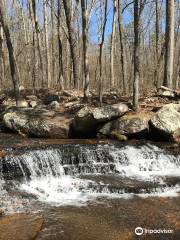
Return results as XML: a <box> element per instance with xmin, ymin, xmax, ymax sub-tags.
<box><xmin>133</xmin><ymin>0</ymin><xmax>140</xmax><ymax>110</ymax></box>
<box><xmin>0</xmin><ymin>22</ymin><xmax>4</xmax><ymax>87</ymax></box>
<box><xmin>110</xmin><ymin>0</ymin><xmax>117</xmax><ymax>88</ymax></box>
<box><xmin>57</xmin><ymin>0</ymin><xmax>64</xmax><ymax>90</ymax></box>
<box><xmin>164</xmin><ymin>0</ymin><xmax>175</xmax><ymax>88</ymax></box>
<box><xmin>63</xmin><ymin>0</ymin><xmax>79</xmax><ymax>89</ymax></box>
<box><xmin>0</xmin><ymin>0</ymin><xmax>21</xmax><ymax>105</ymax></box>
<box><xmin>81</xmin><ymin>0</ymin><xmax>89</xmax><ymax>98</ymax></box>
<box><xmin>99</xmin><ymin>0</ymin><xmax>108</xmax><ymax>105</ymax></box>
<box><xmin>51</xmin><ymin>0</ymin><xmax>55</xmax><ymax>85</ymax></box>
<box><xmin>154</xmin><ymin>0</ymin><xmax>160</xmax><ymax>88</ymax></box>
<box><xmin>29</xmin><ymin>0</ymin><xmax>44</xmax><ymax>87</ymax></box>
<box><xmin>118</xmin><ymin>0</ymin><xmax>126</xmax><ymax>94</ymax></box>
<box><xmin>44</xmin><ymin>0</ymin><xmax>51</xmax><ymax>87</ymax></box>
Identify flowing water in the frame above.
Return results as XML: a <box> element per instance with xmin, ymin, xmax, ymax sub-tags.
<box><xmin>0</xmin><ymin>141</ymin><xmax>180</xmax><ymax>239</ymax></box>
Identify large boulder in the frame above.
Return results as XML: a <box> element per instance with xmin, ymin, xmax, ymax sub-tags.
<box><xmin>98</xmin><ymin>113</ymin><xmax>149</xmax><ymax>139</ymax></box>
<box><xmin>150</xmin><ymin>103</ymin><xmax>180</xmax><ymax>142</ymax></box>
<box><xmin>3</xmin><ymin>107</ymin><xmax>72</xmax><ymax>138</ymax></box>
<box><xmin>71</xmin><ymin>104</ymin><xmax>128</xmax><ymax>138</ymax></box>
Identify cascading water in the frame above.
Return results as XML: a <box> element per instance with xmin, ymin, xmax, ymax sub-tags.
<box><xmin>0</xmin><ymin>143</ymin><xmax>180</xmax><ymax>210</ymax></box>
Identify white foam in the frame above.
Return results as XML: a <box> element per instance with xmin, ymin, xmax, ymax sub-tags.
<box><xmin>109</xmin><ymin>144</ymin><xmax>180</xmax><ymax>181</ymax></box>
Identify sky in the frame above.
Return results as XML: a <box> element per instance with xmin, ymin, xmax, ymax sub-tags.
<box><xmin>9</xmin><ymin>0</ymin><xmax>171</xmax><ymax>44</ymax></box>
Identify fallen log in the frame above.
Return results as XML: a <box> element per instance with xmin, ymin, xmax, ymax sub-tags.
<box><xmin>157</xmin><ymin>86</ymin><xmax>180</xmax><ymax>98</ymax></box>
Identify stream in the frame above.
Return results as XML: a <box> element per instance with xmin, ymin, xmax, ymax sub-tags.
<box><xmin>0</xmin><ymin>136</ymin><xmax>180</xmax><ymax>239</ymax></box>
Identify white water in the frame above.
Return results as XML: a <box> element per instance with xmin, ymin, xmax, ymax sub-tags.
<box><xmin>110</xmin><ymin>144</ymin><xmax>180</xmax><ymax>180</ymax></box>
<box><xmin>1</xmin><ymin>143</ymin><xmax>180</xmax><ymax>207</ymax></box>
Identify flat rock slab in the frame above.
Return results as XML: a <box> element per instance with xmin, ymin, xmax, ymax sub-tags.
<box><xmin>0</xmin><ymin>213</ymin><xmax>43</xmax><ymax>240</ymax></box>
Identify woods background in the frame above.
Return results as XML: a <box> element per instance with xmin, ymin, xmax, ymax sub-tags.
<box><xmin>0</xmin><ymin>0</ymin><xmax>179</xmax><ymax>109</ymax></box>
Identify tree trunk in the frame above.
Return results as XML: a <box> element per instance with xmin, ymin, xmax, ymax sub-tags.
<box><xmin>81</xmin><ymin>0</ymin><xmax>89</xmax><ymax>99</ymax></box>
<box><xmin>118</xmin><ymin>0</ymin><xmax>126</xmax><ymax>94</ymax></box>
<box><xmin>29</xmin><ymin>0</ymin><xmax>44</xmax><ymax>88</ymax></box>
<box><xmin>63</xmin><ymin>0</ymin><xmax>78</xmax><ymax>89</ymax></box>
<box><xmin>133</xmin><ymin>0</ymin><xmax>140</xmax><ymax>111</ymax></box>
<box><xmin>99</xmin><ymin>0</ymin><xmax>108</xmax><ymax>105</ymax></box>
<box><xmin>44</xmin><ymin>0</ymin><xmax>51</xmax><ymax>88</ymax></box>
<box><xmin>0</xmin><ymin>0</ymin><xmax>21</xmax><ymax>105</ymax></box>
<box><xmin>51</xmin><ymin>0</ymin><xmax>55</xmax><ymax>86</ymax></box>
<box><xmin>110</xmin><ymin>0</ymin><xmax>117</xmax><ymax>88</ymax></box>
<box><xmin>57</xmin><ymin>0</ymin><xmax>64</xmax><ymax>90</ymax></box>
<box><xmin>0</xmin><ymin>23</ymin><xmax>5</xmax><ymax>87</ymax></box>
<box><xmin>154</xmin><ymin>0</ymin><xmax>160</xmax><ymax>88</ymax></box>
<box><xmin>164</xmin><ymin>0</ymin><xmax>174</xmax><ymax>88</ymax></box>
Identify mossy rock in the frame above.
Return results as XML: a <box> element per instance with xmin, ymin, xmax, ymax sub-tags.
<box><xmin>110</xmin><ymin>131</ymin><xmax>128</xmax><ymax>141</ymax></box>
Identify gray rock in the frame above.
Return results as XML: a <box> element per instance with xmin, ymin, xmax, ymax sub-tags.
<box><xmin>150</xmin><ymin>103</ymin><xmax>180</xmax><ymax>142</ymax></box>
<box><xmin>98</xmin><ymin>113</ymin><xmax>149</xmax><ymax>138</ymax></box>
<box><xmin>3</xmin><ymin>107</ymin><xmax>72</xmax><ymax>138</ymax></box>
<box><xmin>71</xmin><ymin>104</ymin><xmax>128</xmax><ymax>137</ymax></box>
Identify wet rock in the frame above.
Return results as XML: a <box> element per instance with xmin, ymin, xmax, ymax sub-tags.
<box><xmin>71</xmin><ymin>104</ymin><xmax>128</xmax><ymax>138</ymax></box>
<box><xmin>0</xmin><ymin>213</ymin><xmax>43</xmax><ymax>240</ymax></box>
<box><xmin>98</xmin><ymin>113</ymin><xmax>149</xmax><ymax>139</ymax></box>
<box><xmin>150</xmin><ymin>103</ymin><xmax>180</xmax><ymax>142</ymax></box>
<box><xmin>3</xmin><ymin>107</ymin><xmax>72</xmax><ymax>138</ymax></box>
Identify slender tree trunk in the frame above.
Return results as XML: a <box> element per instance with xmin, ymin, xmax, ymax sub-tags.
<box><xmin>44</xmin><ymin>0</ymin><xmax>51</xmax><ymax>88</ymax></box>
<box><xmin>99</xmin><ymin>0</ymin><xmax>108</xmax><ymax>105</ymax></box>
<box><xmin>175</xmin><ymin>46</ymin><xmax>180</xmax><ymax>89</ymax></box>
<box><xmin>51</xmin><ymin>0</ymin><xmax>55</xmax><ymax>86</ymax></box>
<box><xmin>164</xmin><ymin>0</ymin><xmax>174</xmax><ymax>88</ymax></box>
<box><xmin>0</xmin><ymin>23</ymin><xmax>4</xmax><ymax>87</ymax></box>
<box><xmin>154</xmin><ymin>0</ymin><xmax>160</xmax><ymax>88</ymax></box>
<box><xmin>110</xmin><ymin>0</ymin><xmax>117</xmax><ymax>88</ymax></box>
<box><xmin>57</xmin><ymin>0</ymin><xmax>64</xmax><ymax>90</ymax></box>
<box><xmin>133</xmin><ymin>0</ymin><xmax>140</xmax><ymax>110</ymax></box>
<box><xmin>81</xmin><ymin>0</ymin><xmax>89</xmax><ymax>99</ymax></box>
<box><xmin>118</xmin><ymin>0</ymin><xmax>126</xmax><ymax>94</ymax></box>
<box><xmin>0</xmin><ymin>0</ymin><xmax>21</xmax><ymax>105</ymax></box>
<box><xmin>29</xmin><ymin>0</ymin><xmax>44</xmax><ymax>87</ymax></box>
<box><xmin>63</xmin><ymin>0</ymin><xmax>78</xmax><ymax>89</ymax></box>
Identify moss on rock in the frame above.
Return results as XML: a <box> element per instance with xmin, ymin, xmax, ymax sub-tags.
<box><xmin>110</xmin><ymin>131</ymin><xmax>128</xmax><ymax>141</ymax></box>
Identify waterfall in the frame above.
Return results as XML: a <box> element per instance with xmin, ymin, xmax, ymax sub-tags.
<box><xmin>0</xmin><ymin>143</ymin><xmax>180</xmax><ymax>206</ymax></box>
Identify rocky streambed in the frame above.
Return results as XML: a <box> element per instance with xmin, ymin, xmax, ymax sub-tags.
<box><xmin>0</xmin><ymin>85</ymin><xmax>180</xmax><ymax>240</ymax></box>
<box><xmin>0</xmin><ymin>133</ymin><xmax>180</xmax><ymax>239</ymax></box>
